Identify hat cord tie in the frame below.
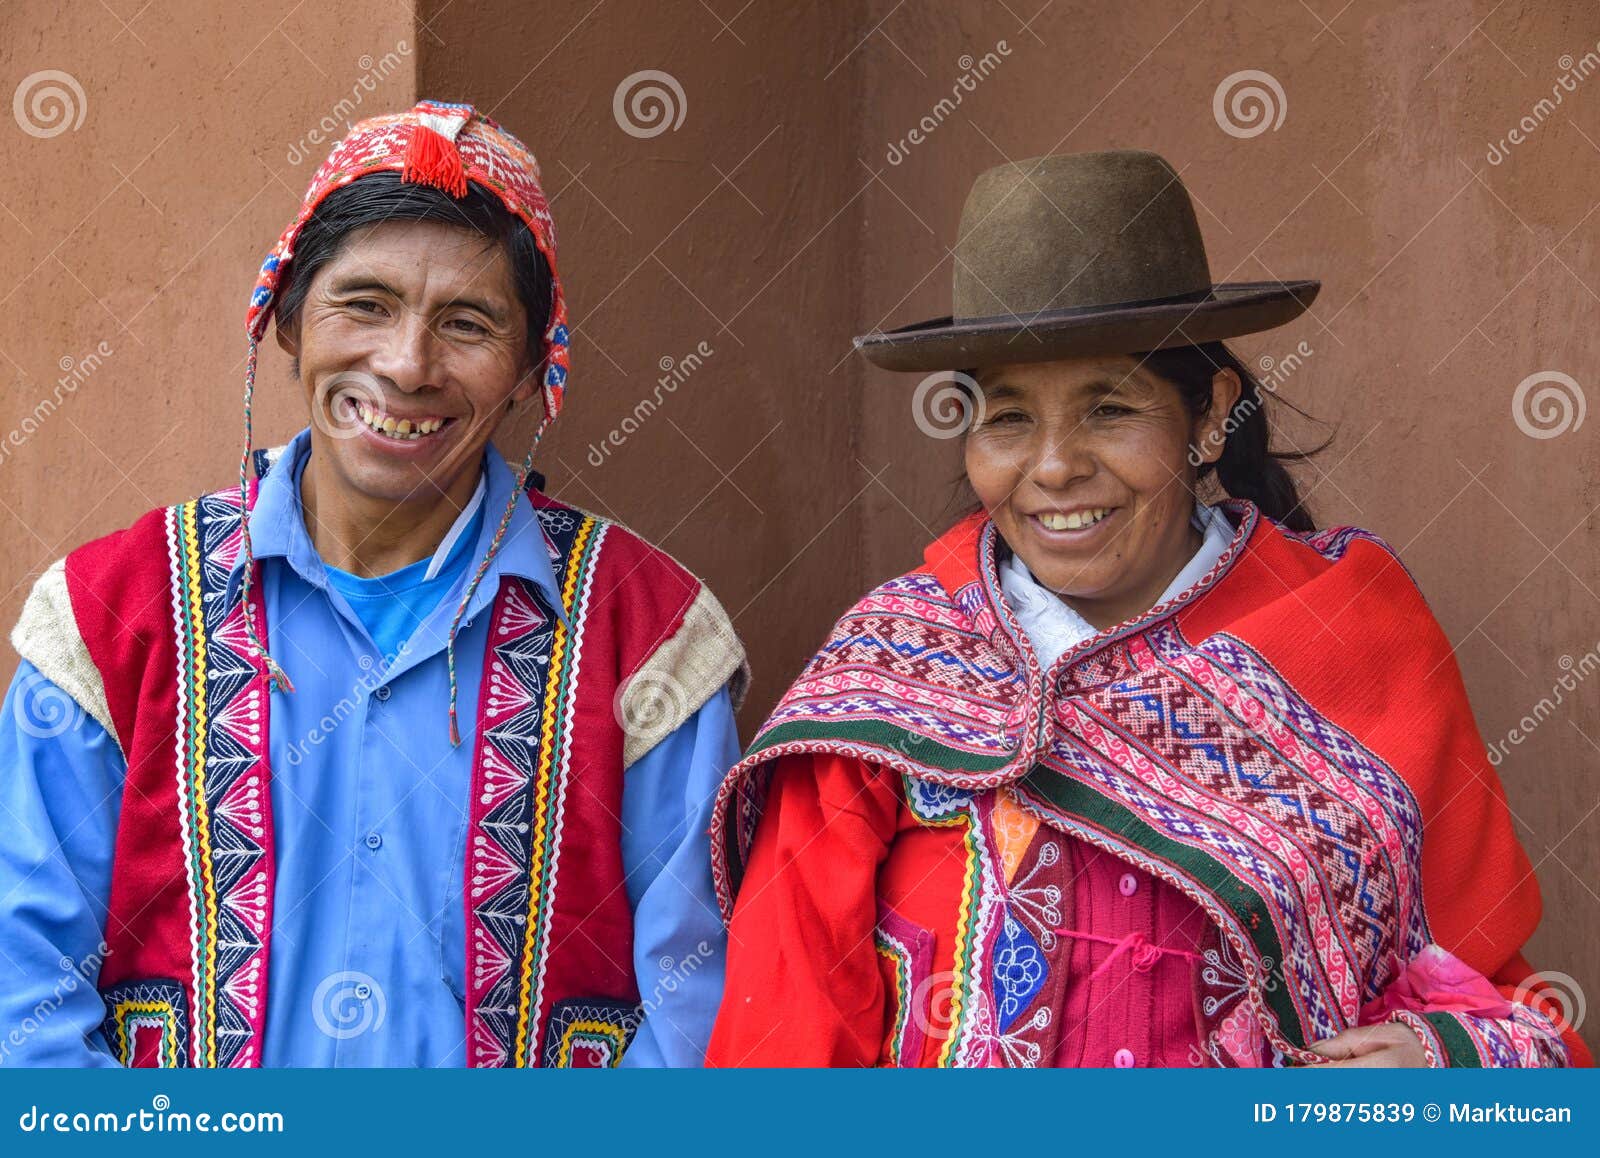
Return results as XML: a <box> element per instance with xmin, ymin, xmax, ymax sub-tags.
<box><xmin>444</xmin><ymin>413</ymin><xmax>551</xmax><ymax>747</ymax></box>
<box><xmin>238</xmin><ymin>334</ymin><xmax>296</xmax><ymax>695</ymax></box>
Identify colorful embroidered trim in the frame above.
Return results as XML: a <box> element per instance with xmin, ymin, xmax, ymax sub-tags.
<box><xmin>102</xmin><ymin>980</ymin><xmax>190</xmax><ymax>1069</ymax></box>
<box><xmin>872</xmin><ymin>904</ymin><xmax>934</xmax><ymax>1067</ymax></box>
<box><xmin>541</xmin><ymin>999</ymin><xmax>641</xmax><ymax>1067</ymax></box>
<box><xmin>165</xmin><ymin>488</ymin><xmax>273</xmax><ymax>1067</ymax></box>
<box><xmin>465</xmin><ymin>507</ymin><xmax>607</xmax><ymax>1067</ymax></box>
<box><xmin>900</xmin><ymin>775</ymin><xmax>1000</xmax><ymax>1067</ymax></box>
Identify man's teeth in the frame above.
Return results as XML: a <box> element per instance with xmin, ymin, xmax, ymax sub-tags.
<box><xmin>353</xmin><ymin>402</ymin><xmax>447</xmax><ymax>440</ymax></box>
<box><xmin>1038</xmin><ymin>508</ymin><xmax>1111</xmax><ymax>531</ymax></box>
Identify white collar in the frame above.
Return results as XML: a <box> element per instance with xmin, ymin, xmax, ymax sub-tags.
<box><xmin>998</xmin><ymin>500</ymin><xmax>1234</xmax><ymax>671</ymax></box>
<box><xmin>421</xmin><ymin>470</ymin><xmax>488</xmax><ymax>582</ymax></box>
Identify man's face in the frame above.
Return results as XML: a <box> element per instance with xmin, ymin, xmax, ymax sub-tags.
<box><xmin>277</xmin><ymin>217</ymin><xmax>537</xmax><ymax>510</ymax></box>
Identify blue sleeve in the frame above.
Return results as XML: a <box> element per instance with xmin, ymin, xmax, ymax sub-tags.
<box><xmin>616</xmin><ymin>684</ymin><xmax>740</xmax><ymax>1068</ymax></box>
<box><xmin>0</xmin><ymin>661</ymin><xmax>124</xmax><ymax>1067</ymax></box>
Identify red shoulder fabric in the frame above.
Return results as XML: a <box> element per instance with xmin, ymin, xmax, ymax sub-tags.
<box><xmin>1177</xmin><ymin>526</ymin><xmax>1591</xmax><ymax>1067</ymax></box>
<box><xmin>62</xmin><ymin>502</ymin><xmax>194</xmax><ymax>999</ymax></box>
<box><xmin>533</xmin><ymin>493</ymin><xmax>704</xmax><ymax>689</ymax></box>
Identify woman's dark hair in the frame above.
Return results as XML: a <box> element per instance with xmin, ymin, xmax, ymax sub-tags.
<box><xmin>954</xmin><ymin>340</ymin><xmax>1329</xmax><ymax>532</ymax></box>
<box><xmin>273</xmin><ymin>171</ymin><xmax>553</xmax><ymax>366</ymax></box>
<box><xmin>1136</xmin><ymin>341</ymin><xmax>1328</xmax><ymax>532</ymax></box>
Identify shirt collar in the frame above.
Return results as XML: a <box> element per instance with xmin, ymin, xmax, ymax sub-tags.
<box><xmin>997</xmin><ymin>498</ymin><xmax>1234</xmax><ymax>668</ymax></box>
<box><xmin>226</xmin><ymin>426</ymin><xmax>567</xmax><ymax>625</ymax></box>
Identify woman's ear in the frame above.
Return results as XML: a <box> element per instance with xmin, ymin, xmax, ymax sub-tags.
<box><xmin>1196</xmin><ymin>367</ymin><xmax>1244</xmax><ymax>463</ymax></box>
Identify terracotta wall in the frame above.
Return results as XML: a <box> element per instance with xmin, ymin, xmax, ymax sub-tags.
<box><xmin>0</xmin><ymin>0</ymin><xmax>417</xmax><ymax>639</ymax></box>
<box><xmin>2</xmin><ymin>0</ymin><xmax>1595</xmax><ymax>1056</ymax></box>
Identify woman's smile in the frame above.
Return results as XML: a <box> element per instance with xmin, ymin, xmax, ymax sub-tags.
<box><xmin>1024</xmin><ymin>504</ymin><xmax>1120</xmax><ymax>540</ymax></box>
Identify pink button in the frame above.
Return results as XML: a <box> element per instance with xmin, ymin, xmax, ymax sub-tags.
<box><xmin>1113</xmin><ymin>1048</ymin><xmax>1136</xmax><ymax>1068</ymax></box>
<box><xmin>1118</xmin><ymin>872</ymin><xmax>1138</xmax><ymax>897</ymax></box>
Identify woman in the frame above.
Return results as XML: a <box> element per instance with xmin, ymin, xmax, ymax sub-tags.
<box><xmin>705</xmin><ymin>150</ymin><xmax>1590</xmax><ymax>1068</ymax></box>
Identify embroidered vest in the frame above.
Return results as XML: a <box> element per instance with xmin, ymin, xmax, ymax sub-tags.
<box><xmin>41</xmin><ymin>456</ymin><xmax>744</xmax><ymax>1067</ymax></box>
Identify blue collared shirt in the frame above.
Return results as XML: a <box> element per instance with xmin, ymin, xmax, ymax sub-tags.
<box><xmin>0</xmin><ymin>428</ymin><xmax>736</xmax><ymax>1067</ymax></box>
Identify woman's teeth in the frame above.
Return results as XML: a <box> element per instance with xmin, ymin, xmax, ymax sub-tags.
<box><xmin>1038</xmin><ymin>508</ymin><xmax>1112</xmax><ymax>531</ymax></box>
<box><xmin>354</xmin><ymin>401</ymin><xmax>448</xmax><ymax>440</ymax></box>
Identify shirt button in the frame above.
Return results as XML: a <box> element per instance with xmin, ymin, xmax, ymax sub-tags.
<box><xmin>1119</xmin><ymin>872</ymin><xmax>1139</xmax><ymax>897</ymax></box>
<box><xmin>1113</xmin><ymin>1048</ymin><xmax>1136</xmax><ymax>1068</ymax></box>
<box><xmin>364</xmin><ymin>832</ymin><xmax>382</xmax><ymax>850</ymax></box>
<box><xmin>373</xmin><ymin>685</ymin><xmax>391</xmax><ymax>701</ymax></box>
<box><xmin>354</xmin><ymin>983</ymin><xmax>372</xmax><ymax>1000</ymax></box>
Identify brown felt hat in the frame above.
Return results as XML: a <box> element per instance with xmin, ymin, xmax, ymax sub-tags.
<box><xmin>853</xmin><ymin>149</ymin><xmax>1319</xmax><ymax>372</ymax></box>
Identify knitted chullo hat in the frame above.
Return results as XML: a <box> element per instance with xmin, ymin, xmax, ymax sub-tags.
<box><xmin>238</xmin><ymin>99</ymin><xmax>571</xmax><ymax>745</ymax></box>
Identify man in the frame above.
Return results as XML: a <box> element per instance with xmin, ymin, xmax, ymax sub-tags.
<box><xmin>0</xmin><ymin>101</ymin><xmax>746</xmax><ymax>1067</ymax></box>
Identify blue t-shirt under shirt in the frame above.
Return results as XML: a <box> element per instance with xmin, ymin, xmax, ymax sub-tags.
<box><xmin>322</xmin><ymin>486</ymin><xmax>487</xmax><ymax>661</ymax></box>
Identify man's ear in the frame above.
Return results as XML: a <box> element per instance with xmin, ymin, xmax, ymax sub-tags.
<box><xmin>274</xmin><ymin>318</ymin><xmax>300</xmax><ymax>359</ymax></box>
<box><xmin>508</xmin><ymin>349</ymin><xmax>545</xmax><ymax>405</ymax></box>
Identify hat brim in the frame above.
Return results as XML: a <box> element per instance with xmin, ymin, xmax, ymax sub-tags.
<box><xmin>852</xmin><ymin>280</ymin><xmax>1320</xmax><ymax>372</ymax></box>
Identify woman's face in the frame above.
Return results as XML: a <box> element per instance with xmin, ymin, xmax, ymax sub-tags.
<box><xmin>965</xmin><ymin>354</ymin><xmax>1240</xmax><ymax>631</ymax></box>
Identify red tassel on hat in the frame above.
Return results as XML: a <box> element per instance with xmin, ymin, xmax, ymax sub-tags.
<box><xmin>403</xmin><ymin>121</ymin><xmax>468</xmax><ymax>197</ymax></box>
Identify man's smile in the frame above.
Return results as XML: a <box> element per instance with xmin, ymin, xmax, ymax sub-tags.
<box><xmin>349</xmin><ymin>398</ymin><xmax>455</xmax><ymax>441</ymax></box>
